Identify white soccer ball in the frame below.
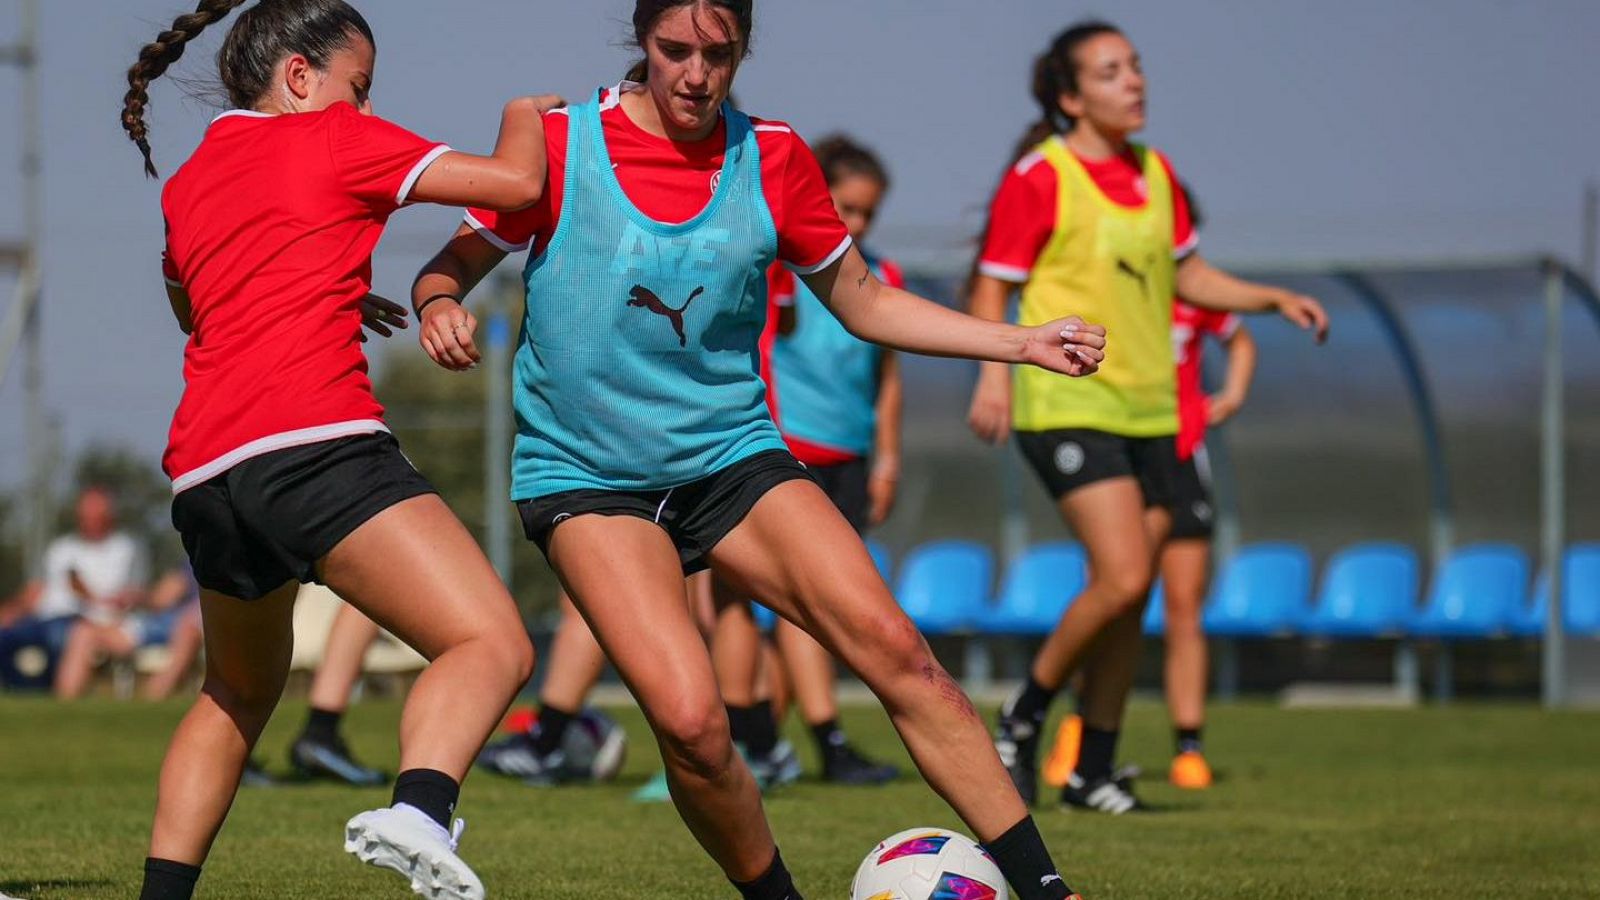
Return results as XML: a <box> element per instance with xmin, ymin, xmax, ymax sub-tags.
<box><xmin>850</xmin><ymin>827</ymin><xmax>1009</xmax><ymax>900</ymax></box>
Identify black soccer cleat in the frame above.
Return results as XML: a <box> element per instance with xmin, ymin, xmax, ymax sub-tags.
<box><xmin>1061</xmin><ymin>770</ymin><xmax>1145</xmax><ymax>815</ymax></box>
<box><xmin>289</xmin><ymin>734</ymin><xmax>388</xmax><ymax>787</ymax></box>
<box><xmin>994</xmin><ymin>710</ymin><xmax>1042</xmax><ymax>807</ymax></box>
<box><xmin>821</xmin><ymin>741</ymin><xmax>900</xmax><ymax>786</ymax></box>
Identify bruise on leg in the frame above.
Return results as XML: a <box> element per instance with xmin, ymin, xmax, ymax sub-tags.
<box><xmin>923</xmin><ymin>660</ymin><xmax>981</xmax><ymax>724</ymax></box>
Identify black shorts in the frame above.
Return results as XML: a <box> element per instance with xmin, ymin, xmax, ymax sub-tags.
<box><xmin>1015</xmin><ymin>428</ymin><xmax>1177</xmax><ymax>508</ymax></box>
<box><xmin>517</xmin><ymin>450</ymin><xmax>814</xmax><ymax>575</ymax></box>
<box><xmin>1169</xmin><ymin>444</ymin><xmax>1217</xmax><ymax>541</ymax></box>
<box><xmin>810</xmin><ymin>457</ymin><xmax>870</xmax><ymax>534</ymax></box>
<box><xmin>171</xmin><ymin>432</ymin><xmax>436</xmax><ymax>601</ymax></box>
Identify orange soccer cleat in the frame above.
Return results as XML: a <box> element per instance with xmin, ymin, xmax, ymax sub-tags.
<box><xmin>1041</xmin><ymin>714</ymin><xmax>1083</xmax><ymax>789</ymax></box>
<box><xmin>1168</xmin><ymin>749</ymin><xmax>1213</xmax><ymax>790</ymax></box>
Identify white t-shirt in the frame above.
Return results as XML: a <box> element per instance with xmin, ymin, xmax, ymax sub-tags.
<box><xmin>34</xmin><ymin>531</ymin><xmax>148</xmax><ymax>620</ymax></box>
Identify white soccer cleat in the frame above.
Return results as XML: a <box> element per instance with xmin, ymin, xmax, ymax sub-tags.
<box><xmin>344</xmin><ymin>803</ymin><xmax>485</xmax><ymax>900</ymax></box>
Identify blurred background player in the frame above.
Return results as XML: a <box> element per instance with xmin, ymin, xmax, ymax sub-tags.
<box><xmin>967</xmin><ymin>19</ymin><xmax>1326</xmax><ymax>814</ymax></box>
<box><xmin>713</xmin><ymin>133</ymin><xmax>907</xmax><ymax>788</ymax></box>
<box><xmin>1041</xmin><ymin>183</ymin><xmax>1259</xmax><ymax>792</ymax></box>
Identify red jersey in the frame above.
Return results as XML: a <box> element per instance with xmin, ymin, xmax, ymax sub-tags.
<box><xmin>466</xmin><ymin>84</ymin><xmax>849</xmax><ymax>273</ymax></box>
<box><xmin>1172</xmin><ymin>300</ymin><xmax>1240</xmax><ymax>460</ymax></box>
<box><xmin>160</xmin><ymin>103</ymin><xmax>448</xmax><ymax>491</ymax></box>
<box><xmin>761</xmin><ymin>259</ymin><xmax>906</xmax><ymax>466</ymax></box>
<box><xmin>978</xmin><ymin>140</ymin><xmax>1196</xmax><ymax>283</ymax></box>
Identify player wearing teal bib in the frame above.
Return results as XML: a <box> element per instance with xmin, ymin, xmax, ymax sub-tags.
<box><xmin>413</xmin><ymin>4</ymin><xmax>1102</xmax><ymax>898</ymax></box>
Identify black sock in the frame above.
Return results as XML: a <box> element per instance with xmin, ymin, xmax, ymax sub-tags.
<box><xmin>392</xmin><ymin>768</ymin><xmax>459</xmax><ymax>829</ymax></box>
<box><xmin>532</xmin><ymin>704</ymin><xmax>577</xmax><ymax>756</ymax></box>
<box><xmin>140</xmin><ymin>858</ymin><xmax>201</xmax><ymax>900</ymax></box>
<box><xmin>1004</xmin><ymin>677</ymin><xmax>1057</xmax><ymax>727</ymax></box>
<box><xmin>1175</xmin><ymin>727</ymin><xmax>1204</xmax><ymax>755</ymax></box>
<box><xmin>810</xmin><ymin>718</ymin><xmax>846</xmax><ymax>756</ymax></box>
<box><xmin>302</xmin><ymin>707</ymin><xmax>342</xmax><ymax>744</ymax></box>
<box><xmin>731</xmin><ymin>848</ymin><xmax>803</xmax><ymax>900</ymax></box>
<box><xmin>1073</xmin><ymin>727</ymin><xmax>1118</xmax><ymax>782</ymax></box>
<box><xmin>727</xmin><ymin>702</ymin><xmax>779</xmax><ymax>757</ymax></box>
<box><xmin>982</xmin><ymin>817</ymin><xmax>1075</xmax><ymax>900</ymax></box>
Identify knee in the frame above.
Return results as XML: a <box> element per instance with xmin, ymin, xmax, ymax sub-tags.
<box><xmin>499</xmin><ymin>630</ymin><xmax>536</xmax><ymax>689</ymax></box>
<box><xmin>1094</xmin><ymin>567</ymin><xmax>1155</xmax><ymax>618</ymax></box>
<box><xmin>853</xmin><ymin>613</ymin><xmax>936</xmax><ymax>685</ymax></box>
<box><xmin>654</xmin><ymin>696</ymin><xmax>735</xmax><ymax>781</ymax></box>
<box><xmin>202</xmin><ymin>674</ymin><xmax>283</xmax><ymax>727</ymax></box>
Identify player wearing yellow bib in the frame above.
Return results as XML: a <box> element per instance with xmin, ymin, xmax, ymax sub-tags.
<box><xmin>968</xmin><ymin>20</ymin><xmax>1327</xmax><ymax>813</ymax></box>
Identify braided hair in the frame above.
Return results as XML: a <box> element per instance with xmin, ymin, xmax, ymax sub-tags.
<box><xmin>121</xmin><ymin>0</ymin><xmax>375</xmax><ymax>178</ymax></box>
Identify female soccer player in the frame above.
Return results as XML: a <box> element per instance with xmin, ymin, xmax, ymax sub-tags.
<box><xmin>123</xmin><ymin>2</ymin><xmax>558</xmax><ymax>897</ymax></box>
<box><xmin>414</xmin><ymin>4</ymin><xmax>1101</xmax><ymax>897</ymax></box>
<box><xmin>714</xmin><ymin>134</ymin><xmax>907</xmax><ymax>787</ymax></box>
<box><xmin>968</xmin><ymin>20</ymin><xmax>1326</xmax><ymax>814</ymax></box>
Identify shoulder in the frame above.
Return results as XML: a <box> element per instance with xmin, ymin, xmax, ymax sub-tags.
<box><xmin>1000</xmin><ymin>142</ymin><xmax>1060</xmax><ymax>197</ymax></box>
<box><xmin>1146</xmin><ymin>146</ymin><xmax>1181</xmax><ymax>183</ymax></box>
<box><xmin>746</xmin><ymin>115</ymin><xmax>804</xmax><ymax>158</ymax></box>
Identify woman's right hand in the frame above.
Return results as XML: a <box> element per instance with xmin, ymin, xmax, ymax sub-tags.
<box><xmin>967</xmin><ymin>363</ymin><xmax>1013</xmax><ymax>446</ymax></box>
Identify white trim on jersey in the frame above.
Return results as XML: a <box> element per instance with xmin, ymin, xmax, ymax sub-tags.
<box><xmin>1013</xmin><ymin>149</ymin><xmax>1047</xmax><ymax>176</ymax></box>
<box><xmin>787</xmin><ymin>235</ymin><xmax>854</xmax><ymax>276</ymax></box>
<box><xmin>979</xmin><ymin>260</ymin><xmax>1032</xmax><ymax>283</ymax></box>
<box><xmin>210</xmin><ymin>109</ymin><xmax>274</xmax><ymax>125</ymax></box>
<box><xmin>397</xmin><ymin>144</ymin><xmax>453</xmax><ymax>206</ymax></box>
<box><xmin>171</xmin><ymin>420</ymin><xmax>391</xmax><ymax>494</ymax></box>
<box><xmin>753</xmin><ymin>124</ymin><xmax>792</xmax><ymax>134</ymax></box>
<box><xmin>463</xmin><ymin>211</ymin><xmax>533</xmax><ymax>254</ymax></box>
<box><xmin>1175</xmin><ymin>231</ymin><xmax>1200</xmax><ymax>261</ymax></box>
<box><xmin>163</xmin><ymin>276</ymin><xmax>183</xmax><ymax>289</ymax></box>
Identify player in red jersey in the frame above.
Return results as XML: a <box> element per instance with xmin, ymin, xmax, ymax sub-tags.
<box><xmin>122</xmin><ymin>2</ymin><xmax>559</xmax><ymax>897</ymax></box>
<box><xmin>415</xmin><ymin>5</ymin><xmax>1101</xmax><ymax>898</ymax></box>
<box><xmin>1161</xmin><ymin>293</ymin><xmax>1256</xmax><ymax>790</ymax></box>
<box><xmin>971</xmin><ymin>20</ymin><xmax>1327</xmax><ymax>816</ymax></box>
<box><xmin>712</xmin><ymin>135</ymin><xmax>906</xmax><ymax>788</ymax></box>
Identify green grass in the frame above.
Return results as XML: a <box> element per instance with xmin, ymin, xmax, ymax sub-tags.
<box><xmin>0</xmin><ymin>697</ymin><xmax>1596</xmax><ymax>898</ymax></box>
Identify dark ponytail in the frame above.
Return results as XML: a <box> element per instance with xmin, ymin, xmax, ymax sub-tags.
<box><xmin>627</xmin><ymin>0</ymin><xmax>754</xmax><ymax>83</ymax></box>
<box><xmin>121</xmin><ymin>0</ymin><xmax>375</xmax><ymax>178</ymax></box>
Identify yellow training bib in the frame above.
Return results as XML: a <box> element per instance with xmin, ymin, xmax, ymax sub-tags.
<box><xmin>1013</xmin><ymin>139</ymin><xmax>1179</xmax><ymax>437</ymax></box>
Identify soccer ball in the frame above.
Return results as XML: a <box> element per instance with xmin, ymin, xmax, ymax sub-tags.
<box><xmin>559</xmin><ymin>708</ymin><xmax>627</xmax><ymax>782</ymax></box>
<box><xmin>850</xmin><ymin>827</ymin><xmax>1009</xmax><ymax>900</ymax></box>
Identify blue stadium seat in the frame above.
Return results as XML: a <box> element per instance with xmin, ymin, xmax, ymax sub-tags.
<box><xmin>1408</xmin><ymin>544</ymin><xmax>1528</xmax><ymax>639</ymax></box>
<box><xmin>866</xmin><ymin>537</ymin><xmax>894</xmax><ymax>583</ymax></box>
<box><xmin>1512</xmin><ymin>543</ymin><xmax>1600</xmax><ymax>638</ymax></box>
<box><xmin>896</xmin><ymin>540</ymin><xmax>994</xmax><ymax>635</ymax></box>
<box><xmin>1202</xmin><ymin>543</ymin><xmax>1313</xmax><ymax>637</ymax></box>
<box><xmin>1301</xmin><ymin>543</ymin><xmax>1420</xmax><ymax>638</ymax></box>
<box><xmin>752</xmin><ymin>602</ymin><xmax>778</xmax><ymax>632</ymax></box>
<box><xmin>1142</xmin><ymin>579</ymin><xmax>1167</xmax><ymax>636</ymax></box>
<box><xmin>981</xmin><ymin>542</ymin><xmax>1085</xmax><ymax>635</ymax></box>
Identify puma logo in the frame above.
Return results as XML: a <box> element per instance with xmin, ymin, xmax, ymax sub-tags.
<box><xmin>627</xmin><ymin>284</ymin><xmax>705</xmax><ymax>347</ymax></box>
<box><xmin>1116</xmin><ymin>258</ymin><xmax>1148</xmax><ymax>293</ymax></box>
<box><xmin>1041</xmin><ymin>874</ymin><xmax>1065</xmax><ymax>887</ymax></box>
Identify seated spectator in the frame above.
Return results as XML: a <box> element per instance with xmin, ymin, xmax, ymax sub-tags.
<box><xmin>141</xmin><ymin>567</ymin><xmax>204</xmax><ymax>701</ymax></box>
<box><xmin>0</xmin><ymin>486</ymin><xmax>147</xmax><ymax>692</ymax></box>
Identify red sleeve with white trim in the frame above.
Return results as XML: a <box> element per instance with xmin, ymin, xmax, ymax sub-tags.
<box><xmin>978</xmin><ymin>155</ymin><xmax>1057</xmax><ymax>283</ymax></box>
<box><xmin>1158</xmin><ymin>151</ymin><xmax>1198</xmax><ymax>259</ymax></box>
<box><xmin>465</xmin><ymin>110</ymin><xmax>567</xmax><ymax>254</ymax></box>
<box><xmin>161</xmin><ymin>249</ymin><xmax>181</xmax><ymax>288</ymax></box>
<box><xmin>761</xmin><ymin>124</ymin><xmax>851</xmax><ymax>274</ymax></box>
<box><xmin>325</xmin><ymin>103</ymin><xmax>449</xmax><ymax>213</ymax></box>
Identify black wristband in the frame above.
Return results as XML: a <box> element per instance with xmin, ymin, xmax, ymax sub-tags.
<box><xmin>415</xmin><ymin>293</ymin><xmax>459</xmax><ymax>319</ymax></box>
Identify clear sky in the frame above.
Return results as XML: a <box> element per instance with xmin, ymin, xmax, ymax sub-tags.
<box><xmin>1</xmin><ymin>0</ymin><xmax>1598</xmax><ymax>487</ymax></box>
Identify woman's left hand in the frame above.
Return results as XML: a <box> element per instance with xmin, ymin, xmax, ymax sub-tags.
<box><xmin>1024</xmin><ymin>316</ymin><xmax>1106</xmax><ymax>377</ymax></box>
<box><xmin>357</xmin><ymin>293</ymin><xmax>409</xmax><ymax>343</ymax></box>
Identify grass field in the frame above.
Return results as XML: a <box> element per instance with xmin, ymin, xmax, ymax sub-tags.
<box><xmin>1</xmin><ymin>696</ymin><xmax>1596</xmax><ymax>898</ymax></box>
